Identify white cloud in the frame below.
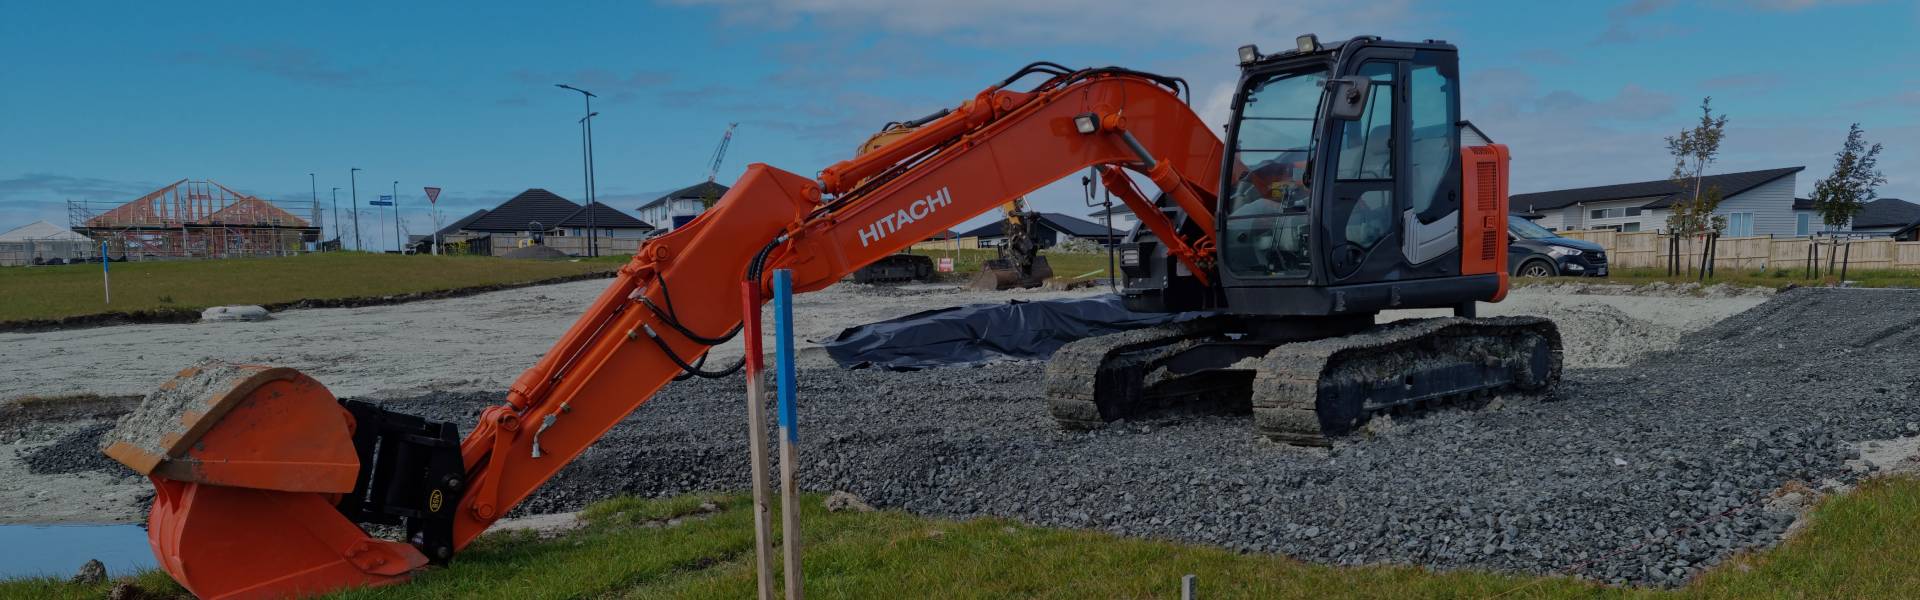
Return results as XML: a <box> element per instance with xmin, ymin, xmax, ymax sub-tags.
<box><xmin>668</xmin><ymin>0</ymin><xmax>1421</xmax><ymax>45</ymax></box>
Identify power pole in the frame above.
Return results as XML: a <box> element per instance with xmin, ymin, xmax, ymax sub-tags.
<box><xmin>350</xmin><ymin>168</ymin><xmax>363</xmax><ymax>251</ymax></box>
<box><xmin>309</xmin><ymin>173</ymin><xmax>319</xmax><ymax>252</ymax></box>
<box><xmin>330</xmin><ymin>187</ymin><xmax>341</xmax><ymax>250</ymax></box>
<box><xmin>392</xmin><ymin>180</ymin><xmax>402</xmax><ymax>253</ymax></box>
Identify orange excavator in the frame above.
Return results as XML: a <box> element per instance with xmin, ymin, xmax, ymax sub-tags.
<box><xmin>104</xmin><ymin>35</ymin><xmax>1556</xmax><ymax>599</ymax></box>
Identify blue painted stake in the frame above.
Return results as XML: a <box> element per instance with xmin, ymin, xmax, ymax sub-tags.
<box><xmin>774</xmin><ymin>269</ymin><xmax>798</xmax><ymax>443</ymax></box>
<box><xmin>771</xmin><ymin>269</ymin><xmax>804</xmax><ymax>599</ymax></box>
<box><xmin>101</xmin><ymin>240</ymin><xmax>110</xmax><ymax>304</ymax></box>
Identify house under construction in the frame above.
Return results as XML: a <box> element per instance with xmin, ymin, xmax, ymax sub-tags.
<box><xmin>68</xmin><ymin>179</ymin><xmax>321</xmax><ymax>260</ymax></box>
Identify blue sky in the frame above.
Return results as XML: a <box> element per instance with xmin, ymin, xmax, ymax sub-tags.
<box><xmin>2</xmin><ymin>0</ymin><xmax>1916</xmax><ymax>248</ymax></box>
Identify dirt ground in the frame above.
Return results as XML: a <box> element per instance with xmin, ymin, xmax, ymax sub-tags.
<box><xmin>0</xmin><ymin>278</ymin><xmax>1772</xmax><ymax>524</ymax></box>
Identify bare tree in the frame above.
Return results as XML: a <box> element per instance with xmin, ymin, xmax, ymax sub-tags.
<box><xmin>1664</xmin><ymin>97</ymin><xmax>1730</xmax><ymax>274</ymax></box>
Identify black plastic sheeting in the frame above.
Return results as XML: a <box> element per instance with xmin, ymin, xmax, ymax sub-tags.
<box><xmin>821</xmin><ymin>294</ymin><xmax>1214</xmax><ymax>371</ymax></box>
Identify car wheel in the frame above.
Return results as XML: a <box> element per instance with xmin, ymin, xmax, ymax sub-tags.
<box><xmin>1517</xmin><ymin>260</ymin><xmax>1556</xmax><ymax>278</ymax></box>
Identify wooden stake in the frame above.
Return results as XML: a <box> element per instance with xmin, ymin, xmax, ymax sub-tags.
<box><xmin>741</xmin><ymin>280</ymin><xmax>775</xmax><ymax>600</ymax></box>
<box><xmin>772</xmin><ymin>269</ymin><xmax>804</xmax><ymax>600</ymax></box>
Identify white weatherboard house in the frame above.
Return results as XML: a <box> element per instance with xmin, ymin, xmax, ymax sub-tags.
<box><xmin>1510</xmin><ymin>167</ymin><xmax>1822</xmax><ymax>237</ymax></box>
<box><xmin>636</xmin><ymin>181</ymin><xmax>727</xmax><ymax>231</ymax></box>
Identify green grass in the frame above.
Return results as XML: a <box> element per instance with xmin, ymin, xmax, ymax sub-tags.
<box><xmin>904</xmin><ymin>248</ymin><xmax>1120</xmax><ymax>281</ymax></box>
<box><xmin>1522</xmin><ymin>266</ymin><xmax>1920</xmax><ymax>290</ymax></box>
<box><xmin>22</xmin><ymin>478</ymin><xmax>1920</xmax><ymax>599</ymax></box>
<box><xmin>0</xmin><ymin>252</ymin><xmax>623</xmax><ymax>323</ymax></box>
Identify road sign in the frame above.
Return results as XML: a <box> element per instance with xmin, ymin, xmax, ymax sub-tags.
<box><xmin>369</xmin><ymin>195</ymin><xmax>393</xmax><ymax>206</ymax></box>
<box><xmin>937</xmin><ymin>257</ymin><xmax>954</xmax><ymax>272</ymax></box>
<box><xmin>424</xmin><ymin>187</ymin><xmax>441</xmax><ymax>204</ymax></box>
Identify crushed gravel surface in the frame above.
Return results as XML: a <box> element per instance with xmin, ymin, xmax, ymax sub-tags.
<box><xmin>8</xmin><ymin>280</ymin><xmax>1911</xmax><ymax>587</ymax></box>
<box><xmin>315</xmin><ymin>287</ymin><xmax>1912</xmax><ymax>586</ymax></box>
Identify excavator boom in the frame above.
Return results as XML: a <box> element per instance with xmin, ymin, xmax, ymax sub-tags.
<box><xmin>107</xmin><ymin>66</ymin><xmax>1226</xmax><ymax>599</ymax></box>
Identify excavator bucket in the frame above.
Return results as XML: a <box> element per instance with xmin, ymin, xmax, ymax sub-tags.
<box><xmin>969</xmin><ymin>255</ymin><xmax>1053</xmax><ymax>290</ymax></box>
<box><xmin>104</xmin><ymin>362</ymin><xmax>427</xmax><ymax>600</ymax></box>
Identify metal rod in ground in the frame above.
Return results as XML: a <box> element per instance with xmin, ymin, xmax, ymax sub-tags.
<box><xmin>1181</xmin><ymin>574</ymin><xmax>1196</xmax><ymax>600</ymax></box>
<box><xmin>773</xmin><ymin>268</ymin><xmax>804</xmax><ymax>600</ymax></box>
<box><xmin>740</xmin><ymin>280</ymin><xmax>776</xmax><ymax>600</ymax></box>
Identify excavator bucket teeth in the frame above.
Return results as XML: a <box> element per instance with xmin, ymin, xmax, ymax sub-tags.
<box><xmin>105</xmin><ymin>362</ymin><xmax>427</xmax><ymax>599</ymax></box>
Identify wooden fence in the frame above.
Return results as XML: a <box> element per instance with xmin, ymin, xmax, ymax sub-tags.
<box><xmin>1554</xmin><ymin>230</ymin><xmax>1920</xmax><ymax>272</ymax></box>
<box><xmin>483</xmin><ymin>234</ymin><xmax>643</xmax><ymax>257</ymax></box>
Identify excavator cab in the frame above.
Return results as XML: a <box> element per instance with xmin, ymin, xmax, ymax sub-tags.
<box><xmin>1121</xmin><ymin>36</ymin><xmax>1507</xmax><ymax>316</ymax></box>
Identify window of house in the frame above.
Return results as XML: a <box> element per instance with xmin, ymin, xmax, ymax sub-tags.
<box><xmin>1622</xmin><ymin>222</ymin><xmax>1641</xmax><ymax>232</ymax></box>
<box><xmin>1726</xmin><ymin>212</ymin><xmax>1754</xmax><ymax>237</ymax></box>
<box><xmin>1625</xmin><ymin>207</ymin><xmax>1643</xmax><ymax>217</ymax></box>
<box><xmin>1590</xmin><ymin>208</ymin><xmax>1620</xmax><ymax>220</ymax></box>
<box><xmin>1796</xmin><ymin>213</ymin><xmax>1812</xmax><ymax>236</ymax></box>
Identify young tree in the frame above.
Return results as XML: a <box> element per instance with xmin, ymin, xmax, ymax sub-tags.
<box><xmin>1811</xmin><ymin>123</ymin><xmax>1886</xmax><ymax>231</ymax></box>
<box><xmin>1664</xmin><ymin>97</ymin><xmax>1730</xmax><ymax>274</ymax></box>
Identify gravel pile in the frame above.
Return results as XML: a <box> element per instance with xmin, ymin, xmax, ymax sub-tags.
<box><xmin>18</xmin><ymin>288</ymin><xmax>1916</xmax><ymax>586</ymax></box>
<box><xmin>22</xmin><ymin>422</ymin><xmax>123</xmax><ymax>475</ymax></box>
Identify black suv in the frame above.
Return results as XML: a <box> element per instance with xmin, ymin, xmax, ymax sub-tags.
<box><xmin>1508</xmin><ymin>216</ymin><xmax>1608</xmax><ymax>277</ymax></box>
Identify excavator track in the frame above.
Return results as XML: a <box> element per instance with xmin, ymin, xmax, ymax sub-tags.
<box><xmin>1043</xmin><ymin>317</ymin><xmax>1244</xmax><ymax>428</ymax></box>
<box><xmin>1250</xmin><ymin>316</ymin><xmax>1561</xmax><ymax>446</ymax></box>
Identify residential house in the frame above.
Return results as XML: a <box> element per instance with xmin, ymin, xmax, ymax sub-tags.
<box><xmin>451</xmin><ymin>189</ymin><xmax>653</xmax><ymax>255</ymax></box>
<box><xmin>1086</xmin><ymin>205</ymin><xmax>1139</xmax><ymax>231</ymax></box>
<box><xmin>1511</xmin><ymin>167</ymin><xmax>1805</xmax><ymax>237</ymax></box>
<box><xmin>635</xmin><ymin>181</ymin><xmax>728</xmax><ymax>231</ymax></box>
<box><xmin>956</xmin><ymin>212</ymin><xmax>1122</xmax><ymax>248</ymax></box>
<box><xmin>1844</xmin><ymin>198</ymin><xmax>1920</xmax><ymax>239</ymax></box>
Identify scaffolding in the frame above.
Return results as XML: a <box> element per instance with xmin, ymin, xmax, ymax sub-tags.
<box><xmin>68</xmin><ymin>179</ymin><xmax>322</xmax><ymax>260</ymax></box>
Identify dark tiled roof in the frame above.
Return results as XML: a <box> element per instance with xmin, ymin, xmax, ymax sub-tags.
<box><xmin>955</xmin><ymin>220</ymin><xmax>1003</xmax><ymax>239</ymax></box>
<box><xmin>437</xmin><ymin>209</ymin><xmax>490</xmax><ymax>236</ymax></box>
<box><xmin>922</xmin><ymin>229</ymin><xmax>957</xmax><ymax>241</ymax></box>
<box><xmin>1509</xmin><ymin>167</ymin><xmax>1803</xmax><ymax>213</ymax></box>
<box><xmin>637</xmin><ymin>181</ymin><xmax>730</xmax><ymax>211</ymax></box>
<box><xmin>1038</xmin><ymin>212</ymin><xmax>1120</xmax><ymax>238</ymax></box>
<box><xmin>463</xmin><ymin>189</ymin><xmax>581</xmax><ymax>232</ymax></box>
<box><xmin>1851</xmin><ymin>198</ymin><xmax>1919</xmax><ymax>228</ymax></box>
<box><xmin>558</xmin><ymin>202</ymin><xmax>653</xmax><ymax>229</ymax></box>
<box><xmin>957</xmin><ymin>213</ymin><xmax>1119</xmax><ymax>239</ymax></box>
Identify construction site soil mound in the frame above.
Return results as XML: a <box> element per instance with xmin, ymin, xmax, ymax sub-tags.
<box><xmin>496</xmin><ymin>245</ymin><xmax>572</xmax><ymax>260</ymax></box>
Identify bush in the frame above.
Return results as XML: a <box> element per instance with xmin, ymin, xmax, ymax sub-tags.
<box><xmin>1051</xmin><ymin>238</ymin><xmax>1106</xmax><ymax>254</ymax></box>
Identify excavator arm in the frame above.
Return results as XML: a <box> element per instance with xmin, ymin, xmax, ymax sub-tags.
<box><xmin>106</xmin><ymin>65</ymin><xmax>1225</xmax><ymax>599</ymax></box>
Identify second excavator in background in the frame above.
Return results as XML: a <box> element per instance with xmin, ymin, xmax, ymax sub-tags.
<box><xmin>105</xmin><ymin>34</ymin><xmax>1556</xmax><ymax>599</ymax></box>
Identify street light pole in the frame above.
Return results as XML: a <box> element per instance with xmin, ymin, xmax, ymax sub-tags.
<box><xmin>392</xmin><ymin>180</ymin><xmax>401</xmax><ymax>253</ymax></box>
<box><xmin>579</xmin><ymin>112</ymin><xmax>600</xmax><ymax>256</ymax></box>
<box><xmin>309</xmin><ymin>173</ymin><xmax>319</xmax><ymax>252</ymax></box>
<box><xmin>330</xmin><ymin>187</ymin><xmax>341</xmax><ymax>250</ymax></box>
<box><xmin>556</xmin><ymin>83</ymin><xmax>598</xmax><ymax>257</ymax></box>
<box><xmin>350</xmin><ymin>168</ymin><xmax>363</xmax><ymax>251</ymax></box>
